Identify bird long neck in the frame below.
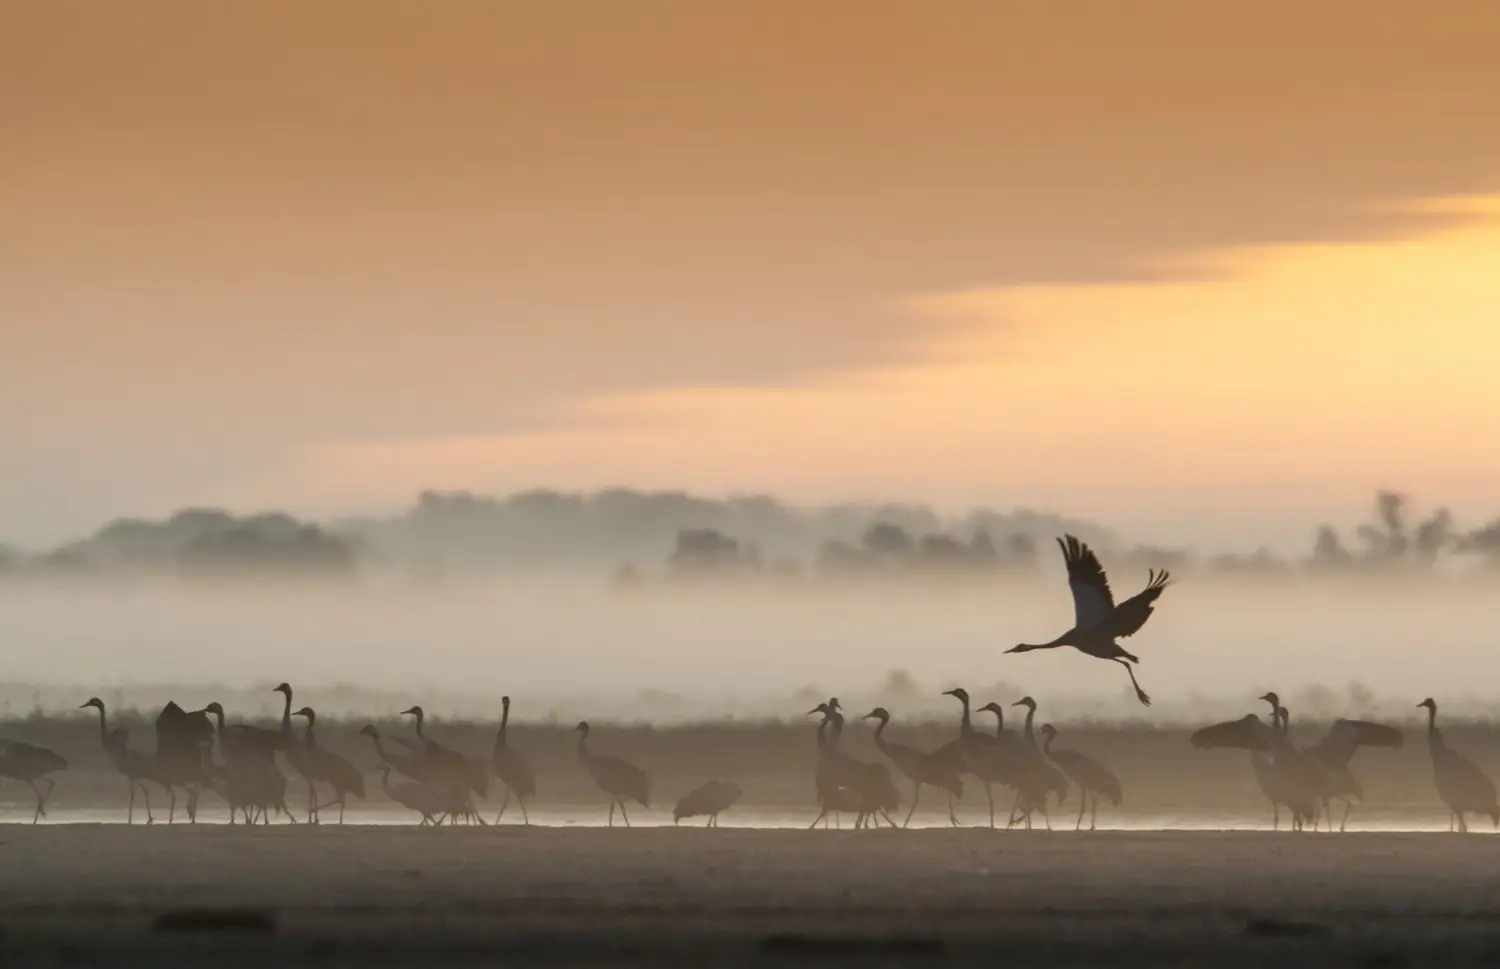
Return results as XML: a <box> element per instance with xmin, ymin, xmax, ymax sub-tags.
<box><xmin>499</xmin><ymin>700</ymin><xmax>510</xmax><ymax>743</ymax></box>
<box><xmin>304</xmin><ymin>711</ymin><xmax>317</xmax><ymax>747</ymax></box>
<box><xmin>827</xmin><ymin>711</ymin><xmax>845</xmax><ymax>747</ymax></box>
<box><xmin>367</xmin><ymin>732</ymin><xmax>389</xmax><ymax>761</ymax></box>
<box><xmin>955</xmin><ymin>696</ymin><xmax>974</xmax><ymax>738</ymax></box>
<box><xmin>379</xmin><ymin>768</ymin><xmax>396</xmax><ymax>798</ymax></box>
<box><xmin>1022</xmin><ymin>706</ymin><xmax>1036</xmax><ymax>743</ymax></box>
<box><xmin>1425</xmin><ymin>704</ymin><xmax>1438</xmax><ymax>737</ymax></box>
<box><xmin>1043</xmin><ymin>731</ymin><xmax>1055</xmax><ymax>754</ymax></box>
<box><xmin>577</xmin><ymin>729</ymin><xmax>591</xmax><ymax>763</ymax></box>
<box><xmin>209</xmin><ymin>707</ymin><xmax>226</xmax><ymax>737</ymax></box>
<box><xmin>91</xmin><ymin>704</ymin><xmax>109</xmax><ymax>747</ymax></box>
<box><xmin>413</xmin><ymin>710</ymin><xmax>427</xmax><ymax>741</ymax></box>
<box><xmin>279</xmin><ymin>690</ymin><xmax>293</xmax><ymax>737</ymax></box>
<box><xmin>870</xmin><ymin>715</ymin><xmax>893</xmax><ymax>754</ymax></box>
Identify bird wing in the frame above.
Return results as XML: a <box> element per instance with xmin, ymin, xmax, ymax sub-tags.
<box><xmin>1058</xmin><ymin>535</ymin><xmax>1115</xmax><ymax>631</ymax></box>
<box><xmin>1310</xmin><ymin>719</ymin><xmax>1404</xmax><ymax>768</ymax></box>
<box><xmin>1106</xmin><ymin>569</ymin><xmax>1172</xmax><ymax>639</ymax></box>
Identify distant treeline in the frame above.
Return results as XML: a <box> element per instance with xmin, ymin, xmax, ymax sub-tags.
<box><xmin>2</xmin><ymin>487</ymin><xmax>1498</xmax><ymax>584</ymax></box>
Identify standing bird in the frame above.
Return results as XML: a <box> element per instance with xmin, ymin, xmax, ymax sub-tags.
<box><xmin>154</xmin><ymin>701</ymin><xmax>214</xmax><ymax>823</ymax></box>
<box><xmin>293</xmin><ymin>707</ymin><xmax>366</xmax><ymax>824</ymax></box>
<box><xmin>576</xmin><ymin>721</ymin><xmax>650</xmax><ymax>826</ymax></box>
<box><xmin>1417</xmin><ymin>698</ymin><xmax>1498</xmax><ymax>833</ymax></box>
<box><xmin>401</xmin><ymin>705</ymin><xmax>488</xmax><ymax>823</ymax></box>
<box><xmin>273</xmin><ymin>683</ymin><xmax>320</xmax><ymax>822</ymax></box>
<box><xmin>1009</xmin><ymin>535</ymin><xmax>1172</xmax><ymax>706</ymax></box>
<box><xmin>0</xmin><ymin>738</ymin><xmax>67</xmax><ymax>823</ymax></box>
<box><xmin>491</xmin><ymin>696</ymin><xmax>537</xmax><ymax>825</ymax></box>
<box><xmin>1039</xmin><ymin>724</ymin><xmax>1122</xmax><ymax>831</ymax></box>
<box><xmin>942</xmin><ymin>688</ymin><xmax>1004</xmax><ymax>827</ymax></box>
<box><xmin>1004</xmin><ymin>697</ymin><xmax>1069</xmax><ymax>829</ymax></box>
<box><xmin>861</xmin><ymin>707</ymin><xmax>964</xmax><ymax>827</ymax></box>
<box><xmin>1304</xmin><ymin>715</ymin><xmax>1404</xmax><ymax>832</ymax></box>
<box><xmin>674</xmin><ymin>780</ymin><xmax>743</xmax><ymax>826</ymax></box>
<box><xmin>80</xmin><ymin>697</ymin><xmax>162</xmax><ymax>824</ymax></box>
<box><xmin>1190</xmin><ymin>707</ymin><xmax>1316</xmax><ymax>830</ymax></box>
<box><xmin>376</xmin><ymin>765</ymin><xmax>449</xmax><ymax>826</ymax></box>
<box><xmin>808</xmin><ymin>700</ymin><xmax>899</xmax><ymax>829</ymax></box>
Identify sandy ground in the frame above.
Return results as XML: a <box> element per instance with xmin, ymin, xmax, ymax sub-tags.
<box><xmin>4</xmin><ymin>826</ymin><xmax>1500</xmax><ymax>967</ymax></box>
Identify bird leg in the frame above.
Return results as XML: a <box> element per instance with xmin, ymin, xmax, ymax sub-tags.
<box><xmin>520</xmin><ymin>796</ymin><xmax>530</xmax><ymax>826</ymax></box>
<box><xmin>496</xmin><ymin>791</ymin><xmax>511</xmax><ymax>825</ymax></box>
<box><xmin>1090</xmin><ymin>793</ymin><xmax>1099</xmax><ymax>831</ymax></box>
<box><xmin>619</xmin><ymin>801</ymin><xmax>632</xmax><ymax>827</ymax></box>
<box><xmin>809</xmin><ymin>808</ymin><xmax>827</xmax><ymax>830</ymax></box>
<box><xmin>1113</xmin><ymin>658</ymin><xmax>1151</xmax><ymax>707</ymax></box>
<box><xmin>1339</xmin><ymin>800</ymin><xmax>1352</xmax><ymax>833</ymax></box>
<box><xmin>1075</xmin><ymin>792</ymin><xmax>1087</xmax><ymax>831</ymax></box>
<box><xmin>984</xmin><ymin>783</ymin><xmax>995</xmax><ymax>828</ymax></box>
<box><xmin>128</xmin><ymin>779</ymin><xmax>136</xmax><ymax>824</ymax></box>
<box><xmin>28</xmin><ymin>780</ymin><xmax>45</xmax><ymax>824</ymax></box>
<box><xmin>903</xmin><ymin>783</ymin><xmax>922</xmax><ymax>828</ymax></box>
<box><xmin>139</xmin><ymin>781</ymin><xmax>155</xmax><ymax>824</ymax></box>
<box><xmin>608</xmin><ymin>798</ymin><xmax>617</xmax><ymax>827</ymax></box>
<box><xmin>947</xmin><ymin>791</ymin><xmax>960</xmax><ymax>827</ymax></box>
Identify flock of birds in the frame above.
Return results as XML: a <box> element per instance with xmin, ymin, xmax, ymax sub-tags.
<box><xmin>1</xmin><ymin>535</ymin><xmax>1497</xmax><ymax>831</ymax></box>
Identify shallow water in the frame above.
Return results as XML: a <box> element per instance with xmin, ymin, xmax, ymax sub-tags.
<box><xmin>0</xmin><ymin>800</ymin><xmax>1486</xmax><ymax>832</ymax></box>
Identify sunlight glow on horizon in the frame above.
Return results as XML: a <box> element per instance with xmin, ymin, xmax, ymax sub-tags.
<box><xmin>225</xmin><ymin>196</ymin><xmax>1500</xmax><ymax>546</ymax></box>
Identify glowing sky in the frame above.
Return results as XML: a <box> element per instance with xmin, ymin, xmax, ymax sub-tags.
<box><xmin>5</xmin><ymin>2</ymin><xmax>1500</xmax><ymax>547</ymax></box>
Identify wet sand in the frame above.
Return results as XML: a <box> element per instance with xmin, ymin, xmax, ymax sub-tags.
<box><xmin>4</xmin><ymin>826</ymin><xmax>1500</xmax><ymax>966</ymax></box>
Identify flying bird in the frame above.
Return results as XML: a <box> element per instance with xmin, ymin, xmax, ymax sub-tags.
<box><xmin>1009</xmin><ymin>535</ymin><xmax>1171</xmax><ymax>706</ymax></box>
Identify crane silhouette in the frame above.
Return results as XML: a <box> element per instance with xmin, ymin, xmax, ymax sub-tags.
<box><xmin>1417</xmin><ymin>698</ymin><xmax>1498</xmax><ymax>833</ymax></box>
<box><xmin>942</xmin><ymin>688</ymin><xmax>1006</xmax><ymax>827</ymax></box>
<box><xmin>674</xmin><ymin>779</ymin><xmax>742</xmax><ymax>826</ymax></box>
<box><xmin>154</xmin><ymin>701</ymin><xmax>214</xmax><ymax>823</ymax></box>
<box><xmin>808</xmin><ymin>703</ymin><xmax>860</xmax><ymax>828</ymax></box>
<box><xmin>1009</xmin><ymin>535</ymin><xmax>1172</xmax><ymax>706</ymax></box>
<box><xmin>807</xmin><ymin>699</ymin><xmax>899</xmax><ymax>829</ymax></box>
<box><xmin>1039</xmin><ymin>724</ymin><xmax>1122</xmax><ymax>830</ymax></box>
<box><xmin>200</xmin><ymin>701</ymin><xmax>295</xmax><ymax>825</ymax></box>
<box><xmin>293</xmin><ymin>707</ymin><xmax>366</xmax><ymax>824</ymax></box>
<box><xmin>1303</xmin><ymin>713</ymin><xmax>1404</xmax><ymax>831</ymax></box>
<box><xmin>401</xmin><ymin>705</ymin><xmax>488</xmax><ymax>824</ymax></box>
<box><xmin>0</xmin><ymin>738</ymin><xmax>67</xmax><ymax>823</ymax></box>
<box><xmin>273</xmin><ymin>683</ymin><xmax>320</xmax><ymax>822</ymax></box>
<box><xmin>80</xmin><ymin>697</ymin><xmax>163</xmax><ymax>824</ymax></box>
<box><xmin>491</xmin><ymin>696</ymin><xmax>537</xmax><ymax>825</ymax></box>
<box><xmin>376</xmin><ymin>765</ymin><xmax>449</xmax><ymax>826</ymax></box>
<box><xmin>861</xmin><ymin>707</ymin><xmax>963</xmax><ymax>827</ymax></box>
<box><xmin>1004</xmin><ymin>697</ymin><xmax>1069</xmax><ymax>829</ymax></box>
<box><xmin>1190</xmin><ymin>698</ymin><xmax>1316</xmax><ymax>830</ymax></box>
<box><xmin>576</xmin><ymin>721</ymin><xmax>650</xmax><ymax>826</ymax></box>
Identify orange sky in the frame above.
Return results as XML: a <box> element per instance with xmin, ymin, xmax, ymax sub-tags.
<box><xmin>4</xmin><ymin>2</ymin><xmax>1500</xmax><ymax>547</ymax></box>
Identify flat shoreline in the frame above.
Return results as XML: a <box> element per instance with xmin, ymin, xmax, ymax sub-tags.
<box><xmin>4</xmin><ymin>827</ymin><xmax>1500</xmax><ymax>966</ymax></box>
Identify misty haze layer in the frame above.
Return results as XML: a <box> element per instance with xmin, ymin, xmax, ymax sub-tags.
<box><xmin>0</xmin><ymin>579</ymin><xmax>1486</xmax><ymax>718</ymax></box>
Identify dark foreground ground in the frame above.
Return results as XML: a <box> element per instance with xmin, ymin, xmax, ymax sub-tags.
<box><xmin>4</xmin><ymin>826</ymin><xmax>1500</xmax><ymax>967</ymax></box>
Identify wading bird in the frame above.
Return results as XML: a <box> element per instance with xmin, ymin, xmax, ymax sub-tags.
<box><xmin>294</xmin><ymin>707</ymin><xmax>366</xmax><ymax>824</ymax></box>
<box><xmin>1190</xmin><ymin>704</ymin><xmax>1316</xmax><ymax>831</ymax></box>
<box><xmin>0</xmin><ymin>738</ymin><xmax>67</xmax><ymax>823</ymax></box>
<box><xmin>1005</xmin><ymin>697</ymin><xmax>1069</xmax><ymax>829</ymax></box>
<box><xmin>1417</xmin><ymin>698</ymin><xmax>1498</xmax><ymax>833</ymax></box>
<box><xmin>1009</xmin><ymin>535</ymin><xmax>1171</xmax><ymax>706</ymax></box>
<box><xmin>273</xmin><ymin>683</ymin><xmax>319</xmax><ymax>822</ymax></box>
<box><xmin>491</xmin><ymin>696</ymin><xmax>537</xmax><ymax>825</ymax></box>
<box><xmin>1303</xmin><ymin>713</ymin><xmax>1404</xmax><ymax>832</ymax></box>
<box><xmin>401</xmin><ymin>705</ymin><xmax>487</xmax><ymax>823</ymax></box>
<box><xmin>576</xmin><ymin>721</ymin><xmax>650</xmax><ymax>826</ymax></box>
<box><xmin>942</xmin><ymin>688</ymin><xmax>1005</xmax><ymax>826</ymax></box>
<box><xmin>154</xmin><ymin>701</ymin><xmax>214</xmax><ymax>823</ymax></box>
<box><xmin>377</xmin><ymin>765</ymin><xmax>448</xmax><ymax>826</ymax></box>
<box><xmin>80</xmin><ymin>697</ymin><xmax>163</xmax><ymax>824</ymax></box>
<box><xmin>861</xmin><ymin>707</ymin><xmax>964</xmax><ymax>827</ymax></box>
<box><xmin>1039</xmin><ymin>724</ymin><xmax>1122</xmax><ymax>830</ymax></box>
<box><xmin>674</xmin><ymin>779</ymin><xmax>742</xmax><ymax>826</ymax></box>
<box><xmin>808</xmin><ymin>700</ymin><xmax>899</xmax><ymax>829</ymax></box>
